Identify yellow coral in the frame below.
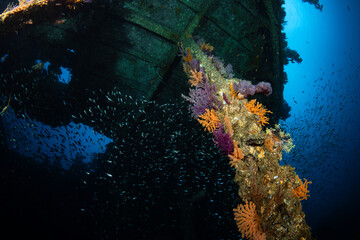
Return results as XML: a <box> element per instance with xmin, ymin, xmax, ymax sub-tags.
<box><xmin>233</xmin><ymin>200</ymin><xmax>266</xmax><ymax>240</ymax></box>
<box><xmin>245</xmin><ymin>99</ymin><xmax>272</xmax><ymax>126</ymax></box>
<box><xmin>282</xmin><ymin>137</ymin><xmax>295</xmax><ymax>153</ymax></box>
<box><xmin>258</xmin><ymin>149</ymin><xmax>265</xmax><ymax>159</ymax></box>
<box><xmin>293</xmin><ymin>175</ymin><xmax>312</xmax><ymax>200</ymax></box>
<box><xmin>0</xmin><ymin>0</ymin><xmax>84</xmax><ymax>21</ymax></box>
<box><xmin>200</xmin><ymin>42</ymin><xmax>214</xmax><ymax>52</ymax></box>
<box><xmin>197</xmin><ymin>108</ymin><xmax>220</xmax><ymax>133</ymax></box>
<box><xmin>1</xmin><ymin>0</ymin><xmax>47</xmax><ymax>21</ymax></box>
<box><xmin>0</xmin><ymin>93</ymin><xmax>11</xmax><ymax>115</ymax></box>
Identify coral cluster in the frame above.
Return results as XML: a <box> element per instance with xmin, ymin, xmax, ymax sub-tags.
<box><xmin>197</xmin><ymin>108</ymin><xmax>220</xmax><ymax>133</ymax></box>
<box><xmin>0</xmin><ymin>0</ymin><xmax>48</xmax><ymax>22</ymax></box>
<box><xmin>0</xmin><ymin>0</ymin><xmax>89</xmax><ymax>34</ymax></box>
<box><xmin>233</xmin><ymin>199</ymin><xmax>266</xmax><ymax>240</ymax></box>
<box><xmin>0</xmin><ymin>0</ymin><xmax>87</xmax><ymax>21</ymax></box>
<box><xmin>181</xmin><ymin>39</ymin><xmax>312</xmax><ymax>240</ymax></box>
<box><xmin>245</xmin><ymin>99</ymin><xmax>272</xmax><ymax>126</ymax></box>
<box><xmin>293</xmin><ymin>175</ymin><xmax>312</xmax><ymax>200</ymax></box>
<box><xmin>213</xmin><ymin>124</ymin><xmax>233</xmax><ymax>155</ymax></box>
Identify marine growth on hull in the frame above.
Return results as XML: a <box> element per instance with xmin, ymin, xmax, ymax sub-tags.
<box><xmin>180</xmin><ymin>39</ymin><xmax>312</xmax><ymax>240</ymax></box>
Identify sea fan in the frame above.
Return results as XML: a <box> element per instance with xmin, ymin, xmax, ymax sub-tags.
<box><xmin>188</xmin><ymin>69</ymin><xmax>203</xmax><ymax>87</ymax></box>
<box><xmin>233</xmin><ymin>200</ymin><xmax>266</xmax><ymax>240</ymax></box>
<box><xmin>213</xmin><ymin>124</ymin><xmax>233</xmax><ymax>155</ymax></box>
<box><xmin>245</xmin><ymin>99</ymin><xmax>272</xmax><ymax>126</ymax></box>
<box><xmin>182</xmin><ymin>87</ymin><xmax>212</xmax><ymax>118</ymax></box>
<box><xmin>182</xmin><ymin>81</ymin><xmax>222</xmax><ymax>118</ymax></box>
<box><xmin>197</xmin><ymin>108</ymin><xmax>220</xmax><ymax>133</ymax></box>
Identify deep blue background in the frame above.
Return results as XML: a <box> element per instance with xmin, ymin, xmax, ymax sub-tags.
<box><xmin>283</xmin><ymin>0</ymin><xmax>360</xmax><ymax>238</ymax></box>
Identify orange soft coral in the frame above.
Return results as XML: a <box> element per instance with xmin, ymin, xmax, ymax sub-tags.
<box><xmin>233</xmin><ymin>200</ymin><xmax>266</xmax><ymax>240</ymax></box>
<box><xmin>292</xmin><ymin>175</ymin><xmax>312</xmax><ymax>200</ymax></box>
<box><xmin>200</xmin><ymin>42</ymin><xmax>214</xmax><ymax>52</ymax></box>
<box><xmin>197</xmin><ymin>108</ymin><xmax>220</xmax><ymax>132</ymax></box>
<box><xmin>189</xmin><ymin>69</ymin><xmax>203</xmax><ymax>87</ymax></box>
<box><xmin>245</xmin><ymin>99</ymin><xmax>272</xmax><ymax>126</ymax></box>
<box><xmin>228</xmin><ymin>140</ymin><xmax>244</xmax><ymax>167</ymax></box>
<box><xmin>183</xmin><ymin>48</ymin><xmax>193</xmax><ymax>63</ymax></box>
<box><xmin>1</xmin><ymin>0</ymin><xmax>48</xmax><ymax>21</ymax></box>
<box><xmin>224</xmin><ymin>114</ymin><xmax>233</xmax><ymax>137</ymax></box>
<box><xmin>264</xmin><ymin>137</ymin><xmax>275</xmax><ymax>152</ymax></box>
<box><xmin>229</xmin><ymin>83</ymin><xmax>244</xmax><ymax>100</ymax></box>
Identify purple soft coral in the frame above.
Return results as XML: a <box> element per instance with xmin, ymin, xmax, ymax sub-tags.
<box><xmin>182</xmin><ymin>87</ymin><xmax>211</xmax><ymax>118</ymax></box>
<box><xmin>213</xmin><ymin>124</ymin><xmax>234</xmax><ymax>155</ymax></box>
<box><xmin>233</xmin><ymin>80</ymin><xmax>256</xmax><ymax>98</ymax></box>
<box><xmin>182</xmin><ymin>79</ymin><xmax>223</xmax><ymax>118</ymax></box>
<box><xmin>203</xmin><ymin>81</ymin><xmax>223</xmax><ymax>110</ymax></box>
<box><xmin>255</xmin><ymin>81</ymin><xmax>272</xmax><ymax>96</ymax></box>
<box><xmin>233</xmin><ymin>80</ymin><xmax>272</xmax><ymax>98</ymax></box>
<box><xmin>189</xmin><ymin>59</ymin><xmax>200</xmax><ymax>71</ymax></box>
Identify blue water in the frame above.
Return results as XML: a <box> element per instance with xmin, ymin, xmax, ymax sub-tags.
<box><xmin>283</xmin><ymin>0</ymin><xmax>360</xmax><ymax>237</ymax></box>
